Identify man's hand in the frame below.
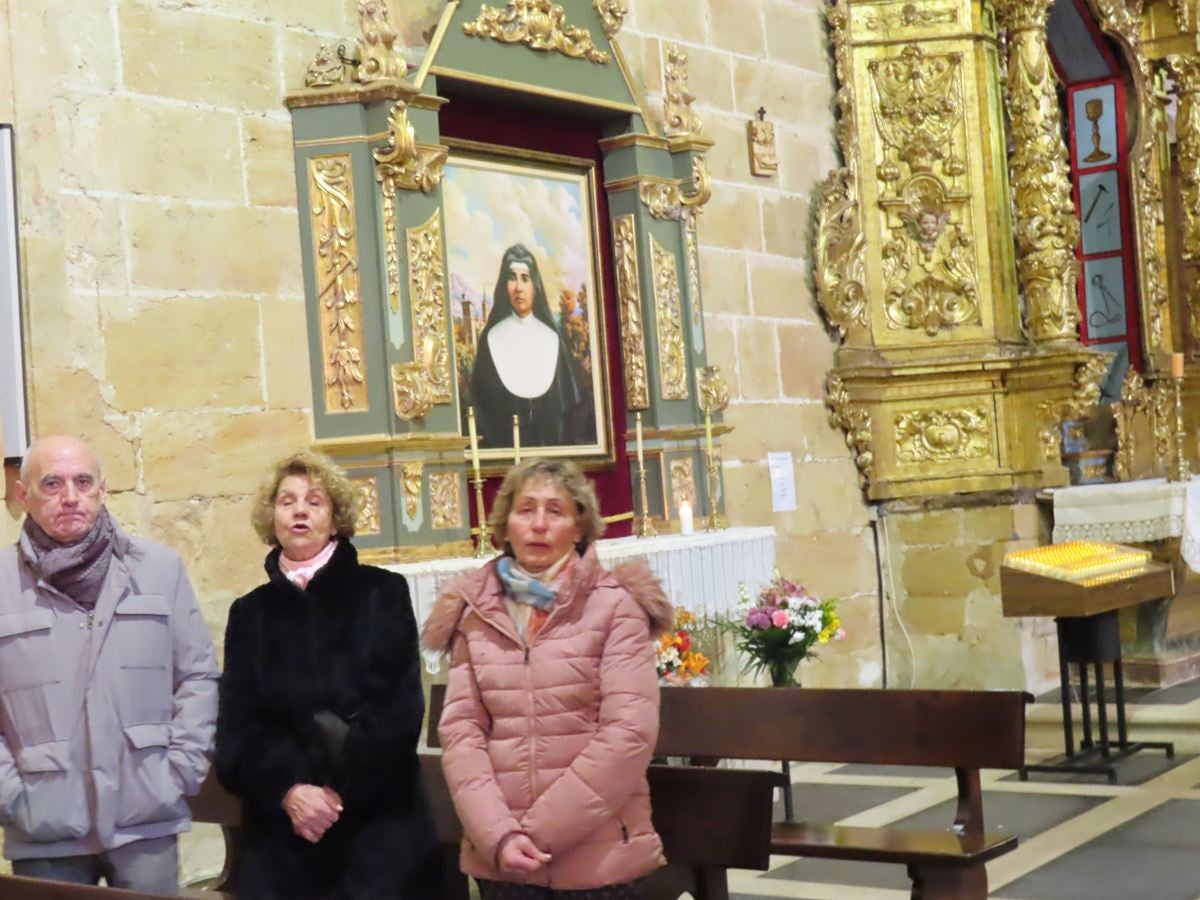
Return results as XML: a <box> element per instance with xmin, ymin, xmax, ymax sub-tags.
<box><xmin>497</xmin><ymin>832</ymin><xmax>551</xmax><ymax>875</ymax></box>
<box><xmin>282</xmin><ymin>784</ymin><xmax>343</xmax><ymax>843</ymax></box>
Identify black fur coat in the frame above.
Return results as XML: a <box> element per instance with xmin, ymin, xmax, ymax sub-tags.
<box><xmin>214</xmin><ymin>540</ymin><xmax>437</xmax><ymax>899</ymax></box>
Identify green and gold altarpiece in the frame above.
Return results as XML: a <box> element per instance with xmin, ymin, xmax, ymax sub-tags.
<box><xmin>285</xmin><ymin>0</ymin><xmax>727</xmax><ymax>563</ymax></box>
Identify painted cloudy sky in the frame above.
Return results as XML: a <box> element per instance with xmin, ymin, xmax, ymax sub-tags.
<box><xmin>442</xmin><ymin>158</ymin><xmax>594</xmax><ymax>319</ymax></box>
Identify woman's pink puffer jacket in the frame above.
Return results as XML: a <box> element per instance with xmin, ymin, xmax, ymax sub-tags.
<box><xmin>422</xmin><ymin>546</ymin><xmax>671</xmax><ymax>889</ymax></box>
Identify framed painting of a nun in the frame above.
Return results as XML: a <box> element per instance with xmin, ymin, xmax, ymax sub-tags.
<box><xmin>443</xmin><ymin>144</ymin><xmax>610</xmax><ymax>461</ymax></box>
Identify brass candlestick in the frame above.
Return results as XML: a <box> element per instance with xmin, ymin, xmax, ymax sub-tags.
<box><xmin>1174</xmin><ymin>375</ymin><xmax>1191</xmax><ymax>482</ymax></box>
<box><xmin>697</xmin><ymin>366</ymin><xmax>730</xmax><ymax>531</ymax></box>
<box><xmin>635</xmin><ymin>411</ymin><xmax>656</xmax><ymax>537</ymax></box>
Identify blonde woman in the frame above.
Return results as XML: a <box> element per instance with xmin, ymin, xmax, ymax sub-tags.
<box><xmin>215</xmin><ymin>451</ymin><xmax>437</xmax><ymax>899</ymax></box>
<box><xmin>423</xmin><ymin>458</ymin><xmax>671</xmax><ymax>898</ymax></box>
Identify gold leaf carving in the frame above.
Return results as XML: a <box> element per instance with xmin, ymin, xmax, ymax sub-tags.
<box><xmin>996</xmin><ymin>0</ymin><xmax>1081</xmax><ymax>342</ymax></box>
<box><xmin>1171</xmin><ymin>57</ymin><xmax>1200</xmax><ymax>262</ymax></box>
<box><xmin>826</xmin><ymin>374</ymin><xmax>872</xmax><ymax>488</ymax></box>
<box><xmin>356</xmin><ymin>1</ymin><xmax>407</xmax><ymax>83</ymax></box>
<box><xmin>464</xmin><ymin>0</ymin><xmax>610</xmax><ymax>63</ymax></box>
<box><xmin>305</xmin><ymin>45</ymin><xmax>346</xmax><ymax>87</ymax></box>
<box><xmin>430</xmin><ymin>472</ymin><xmax>462</xmax><ymax>530</ymax></box>
<box><xmin>684</xmin><ymin>211</ymin><xmax>702</xmax><ymax>330</ymax></box>
<box><xmin>664</xmin><ymin>43</ymin><xmax>703</xmax><ymax>137</ymax></box>
<box><xmin>814</xmin><ymin>169</ymin><xmax>868</xmax><ymax>340</ymax></box>
<box><xmin>351</xmin><ymin>477</ymin><xmax>381</xmax><ymax>535</ymax></box>
<box><xmin>308</xmin><ymin>155</ymin><xmax>367</xmax><ymax>413</ymax></box>
<box><xmin>862</xmin><ymin>3</ymin><xmax>957</xmax><ymax>34</ymax></box>
<box><xmin>639</xmin><ymin>182</ymin><xmax>681</xmax><ymax>220</ymax></box>
<box><xmin>894</xmin><ymin>407</ymin><xmax>991</xmax><ymax>463</ymax></box>
<box><xmin>670</xmin><ymin>458</ymin><xmax>696</xmax><ymax>508</ymax></box>
<box><xmin>696</xmin><ymin>365</ymin><xmax>730</xmax><ymax>414</ymax></box>
<box><xmin>407</xmin><ymin>211</ymin><xmax>452</xmax><ymax>404</ymax></box>
<box><xmin>391</xmin><ymin>362</ymin><xmax>434</xmax><ymax>420</ymax></box>
<box><xmin>593</xmin><ymin>0</ymin><xmax>626</xmax><ymax>37</ymax></box>
<box><xmin>681</xmin><ymin>156</ymin><xmax>711</xmax><ymax>209</ymax></box>
<box><xmin>375</xmin><ymin>102</ymin><xmax>448</xmax><ymax>196</ymax></box>
<box><xmin>1114</xmin><ymin>368</ymin><xmax>1173</xmax><ymax>480</ymax></box>
<box><xmin>612</xmin><ymin>215</ymin><xmax>650</xmax><ymax>410</ymax></box>
<box><xmin>401</xmin><ymin>462</ymin><xmax>423</xmax><ymax>520</ymax></box>
<box><xmin>749</xmin><ymin>119</ymin><xmax>779</xmax><ymax>177</ymax></box>
<box><xmin>1037</xmin><ymin>354</ymin><xmax>1110</xmax><ymax>461</ymax></box>
<box><xmin>650</xmin><ymin>236</ymin><xmax>689</xmax><ymax>400</ymax></box>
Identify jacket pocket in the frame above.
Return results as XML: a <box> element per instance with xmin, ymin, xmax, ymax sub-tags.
<box><xmin>113</xmin><ymin>594</ymin><xmax>173</xmax><ymax>725</ymax></box>
<box><xmin>0</xmin><ymin>609</ymin><xmax>55</xmax><ymax>692</ymax></box>
<box><xmin>13</xmin><ymin>740</ymin><xmax>88</xmax><ymax>841</ymax></box>
<box><xmin>114</xmin><ymin>723</ymin><xmax>185</xmax><ymax>829</ymax></box>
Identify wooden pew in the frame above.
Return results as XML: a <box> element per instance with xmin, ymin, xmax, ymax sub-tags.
<box><xmin>654</xmin><ymin>685</ymin><xmax>1029</xmax><ymax>900</ymax></box>
<box><xmin>430</xmin><ymin>684</ymin><xmax>1027</xmax><ymax>900</ymax></box>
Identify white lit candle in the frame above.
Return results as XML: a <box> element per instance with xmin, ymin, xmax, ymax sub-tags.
<box><xmin>512</xmin><ymin>415</ymin><xmax>521</xmax><ymax>464</ymax></box>
<box><xmin>467</xmin><ymin>406</ymin><xmax>482</xmax><ymax>482</ymax></box>
<box><xmin>635</xmin><ymin>412</ymin><xmax>645</xmax><ymax>467</ymax></box>
<box><xmin>678</xmin><ymin>499</ymin><xmax>694</xmax><ymax>535</ymax></box>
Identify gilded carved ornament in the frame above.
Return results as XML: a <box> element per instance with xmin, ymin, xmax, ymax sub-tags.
<box><xmin>670</xmin><ymin>458</ymin><xmax>697</xmax><ymax>508</ymax></box>
<box><xmin>995</xmin><ymin>0</ymin><xmax>1081</xmax><ymax>342</ymax></box>
<box><xmin>1114</xmin><ymin>368</ymin><xmax>1174</xmax><ymax>480</ymax></box>
<box><xmin>1036</xmin><ymin>354</ymin><xmax>1110</xmax><ymax>462</ymax></box>
<box><xmin>593</xmin><ymin>0</ymin><xmax>626</xmax><ymax>36</ymax></box>
<box><xmin>814</xmin><ymin>169</ymin><xmax>869</xmax><ymax>339</ymax></box>
<box><xmin>696</xmin><ymin>365</ymin><xmax>731</xmax><ymax>415</ymax></box>
<box><xmin>464</xmin><ymin>0</ymin><xmax>610</xmax><ymax>63</ymax></box>
<box><xmin>664</xmin><ymin>44</ymin><xmax>703</xmax><ymax>138</ymax></box>
<box><xmin>650</xmin><ymin>236</ymin><xmax>690</xmax><ymax>400</ymax></box>
<box><xmin>308</xmin><ymin>155</ymin><xmax>368</xmax><ymax>413</ymax></box>
<box><xmin>684</xmin><ymin>211</ymin><xmax>702</xmax><ymax>331</ymax></box>
<box><xmin>430</xmin><ymin>472</ymin><xmax>462</xmax><ymax>530</ymax></box>
<box><xmin>862</xmin><ymin>3</ymin><xmax>958</xmax><ymax>33</ymax></box>
<box><xmin>826</xmin><ymin>375</ymin><xmax>872</xmax><ymax>488</ymax></box>
<box><xmin>1169</xmin><ymin>57</ymin><xmax>1200</xmax><ymax>261</ymax></box>
<box><xmin>401</xmin><ymin>463</ymin><xmax>424</xmax><ymax>520</ymax></box>
<box><xmin>351</xmin><ymin>477</ymin><xmax>382</xmax><ymax>535</ymax></box>
<box><xmin>305</xmin><ymin>45</ymin><xmax>346</xmax><ymax>87</ymax></box>
<box><xmin>407</xmin><ymin>212</ymin><xmax>453</xmax><ymax>404</ymax></box>
<box><xmin>894</xmin><ymin>407</ymin><xmax>992</xmax><ymax>463</ymax></box>
<box><xmin>374</xmin><ymin>102</ymin><xmax>448</xmax><ymax>196</ymax></box>
<box><xmin>391</xmin><ymin>360</ymin><xmax>434</xmax><ymax>420</ymax></box>
<box><xmin>612</xmin><ymin>215</ymin><xmax>650</xmax><ymax>410</ymax></box>
<box><xmin>868</xmin><ymin>46</ymin><xmax>981</xmax><ymax>335</ymax></box>
<box><xmin>638</xmin><ymin>157</ymin><xmax>711</xmax><ymax>221</ymax></box>
<box><xmin>356</xmin><ymin>1</ymin><xmax>407</xmax><ymax>83</ymax></box>
<box><xmin>748</xmin><ymin>115</ymin><xmax>779</xmax><ymax>178</ymax></box>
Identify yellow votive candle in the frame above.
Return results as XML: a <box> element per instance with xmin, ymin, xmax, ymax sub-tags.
<box><xmin>635</xmin><ymin>412</ymin><xmax>645</xmax><ymax>467</ymax></box>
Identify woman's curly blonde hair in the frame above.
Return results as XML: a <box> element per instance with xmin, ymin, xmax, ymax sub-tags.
<box><xmin>251</xmin><ymin>450</ymin><xmax>358</xmax><ymax>546</ymax></box>
<box><xmin>487</xmin><ymin>458</ymin><xmax>605</xmax><ymax>550</ymax></box>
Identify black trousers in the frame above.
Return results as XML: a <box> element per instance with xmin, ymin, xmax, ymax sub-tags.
<box><xmin>477</xmin><ymin>879</ymin><xmax>642</xmax><ymax>899</ymax></box>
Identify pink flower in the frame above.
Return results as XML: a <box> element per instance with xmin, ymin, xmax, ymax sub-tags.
<box><xmin>771</xmin><ymin>609</ymin><xmax>791</xmax><ymax>628</ymax></box>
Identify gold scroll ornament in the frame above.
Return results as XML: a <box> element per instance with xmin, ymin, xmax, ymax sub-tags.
<box><xmin>401</xmin><ymin>462</ymin><xmax>423</xmax><ymax>520</ymax></box>
<box><xmin>650</xmin><ymin>236</ymin><xmax>689</xmax><ymax>401</ymax></box>
<box><xmin>430</xmin><ymin>471</ymin><xmax>462</xmax><ymax>530</ymax></box>
<box><xmin>463</xmin><ymin>0</ymin><xmax>610</xmax><ymax>63</ymax></box>
<box><xmin>826</xmin><ymin>374</ymin><xmax>872</xmax><ymax>487</ymax></box>
<box><xmin>612</xmin><ymin>215</ymin><xmax>650</xmax><ymax>409</ymax></box>
<box><xmin>351</xmin><ymin>477</ymin><xmax>381</xmax><ymax>535</ymax></box>
<box><xmin>664</xmin><ymin>43</ymin><xmax>703</xmax><ymax>137</ymax></box>
<box><xmin>593</xmin><ymin>0</ymin><xmax>626</xmax><ymax>36</ymax></box>
<box><xmin>308</xmin><ymin>155</ymin><xmax>368</xmax><ymax>413</ymax></box>
<box><xmin>356</xmin><ymin>1</ymin><xmax>407</xmax><ymax>83</ymax></box>
<box><xmin>407</xmin><ymin>211</ymin><xmax>452</xmax><ymax>404</ymax></box>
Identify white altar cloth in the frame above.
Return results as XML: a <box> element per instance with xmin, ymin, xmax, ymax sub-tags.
<box><xmin>389</xmin><ymin>525</ymin><xmax>777</xmax><ymax>631</ymax></box>
<box><xmin>1050</xmin><ymin>477</ymin><xmax>1200</xmax><ymax>573</ymax></box>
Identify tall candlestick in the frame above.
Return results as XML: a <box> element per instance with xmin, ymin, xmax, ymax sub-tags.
<box><xmin>1173</xmin><ymin>352</ymin><xmax>1187</xmax><ymax>379</ymax></box>
<box><xmin>635</xmin><ymin>412</ymin><xmax>655</xmax><ymax>537</ymax></box>
<box><xmin>703</xmin><ymin>409</ymin><xmax>720</xmax><ymax>531</ymax></box>
<box><xmin>512</xmin><ymin>415</ymin><xmax>521</xmax><ymax>464</ymax></box>
<box><xmin>467</xmin><ymin>406</ymin><xmax>489</xmax><ymax>558</ymax></box>
<box><xmin>1174</xmin><ymin>371</ymin><xmax>1191</xmax><ymax>482</ymax></box>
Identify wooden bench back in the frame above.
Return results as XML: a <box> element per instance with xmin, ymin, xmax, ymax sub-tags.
<box><xmin>428</xmin><ymin>684</ymin><xmax>1030</xmax><ymax>771</ymax></box>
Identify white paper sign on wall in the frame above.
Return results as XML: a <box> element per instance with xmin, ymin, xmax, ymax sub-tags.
<box><xmin>767</xmin><ymin>451</ymin><xmax>796</xmax><ymax>513</ymax></box>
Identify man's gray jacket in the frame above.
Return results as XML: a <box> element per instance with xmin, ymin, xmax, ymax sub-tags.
<box><xmin>0</xmin><ymin>522</ymin><xmax>218</xmax><ymax>858</ymax></box>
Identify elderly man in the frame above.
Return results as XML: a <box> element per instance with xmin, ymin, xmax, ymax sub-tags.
<box><xmin>0</xmin><ymin>435</ymin><xmax>218</xmax><ymax>893</ymax></box>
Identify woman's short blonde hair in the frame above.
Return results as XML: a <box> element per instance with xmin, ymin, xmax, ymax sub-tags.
<box><xmin>251</xmin><ymin>450</ymin><xmax>358</xmax><ymax>546</ymax></box>
<box><xmin>487</xmin><ymin>458</ymin><xmax>605</xmax><ymax>550</ymax></box>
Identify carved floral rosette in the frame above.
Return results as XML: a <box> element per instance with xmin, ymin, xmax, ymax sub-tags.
<box><xmin>894</xmin><ymin>407</ymin><xmax>992</xmax><ymax>463</ymax></box>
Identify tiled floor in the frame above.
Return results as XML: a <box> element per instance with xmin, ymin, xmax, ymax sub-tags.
<box><xmin>726</xmin><ymin>680</ymin><xmax>1200</xmax><ymax>899</ymax></box>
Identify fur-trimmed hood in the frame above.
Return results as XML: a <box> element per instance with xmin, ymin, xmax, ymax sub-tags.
<box><xmin>420</xmin><ymin>549</ymin><xmax>671</xmax><ymax>653</ymax></box>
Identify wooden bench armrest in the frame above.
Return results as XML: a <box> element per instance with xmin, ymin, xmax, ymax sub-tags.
<box><xmin>770</xmin><ymin>822</ymin><xmax>1017</xmax><ymax>866</ymax></box>
<box><xmin>0</xmin><ymin>875</ymin><xmax>235</xmax><ymax>900</ymax></box>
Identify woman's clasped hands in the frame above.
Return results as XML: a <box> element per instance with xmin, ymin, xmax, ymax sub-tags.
<box><xmin>497</xmin><ymin>832</ymin><xmax>552</xmax><ymax>875</ymax></box>
<box><xmin>282</xmin><ymin>783</ymin><xmax>344</xmax><ymax>843</ymax></box>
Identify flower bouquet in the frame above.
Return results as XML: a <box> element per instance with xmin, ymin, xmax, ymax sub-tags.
<box><xmin>721</xmin><ymin>572</ymin><xmax>843</xmax><ymax>687</ymax></box>
<box><xmin>656</xmin><ymin>608</ymin><xmax>711</xmax><ymax>686</ymax></box>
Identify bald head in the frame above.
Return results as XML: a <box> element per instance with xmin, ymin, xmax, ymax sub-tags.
<box><xmin>16</xmin><ymin>436</ymin><xmax>107</xmax><ymax>544</ymax></box>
